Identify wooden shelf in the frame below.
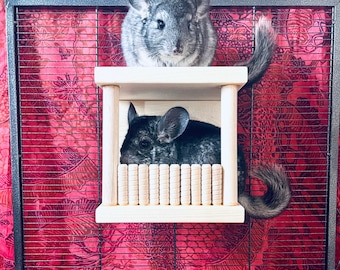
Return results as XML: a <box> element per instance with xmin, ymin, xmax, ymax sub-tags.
<box><xmin>95</xmin><ymin>66</ymin><xmax>247</xmax><ymax>100</ymax></box>
<box><xmin>96</xmin><ymin>204</ymin><xmax>245</xmax><ymax>223</ymax></box>
<box><xmin>94</xmin><ymin>66</ymin><xmax>247</xmax><ymax>223</ymax></box>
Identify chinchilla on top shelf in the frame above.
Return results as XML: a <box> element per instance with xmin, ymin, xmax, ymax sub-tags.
<box><xmin>121</xmin><ymin>0</ymin><xmax>277</xmax><ymax>87</ymax></box>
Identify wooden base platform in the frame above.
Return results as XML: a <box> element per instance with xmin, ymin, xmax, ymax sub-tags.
<box><xmin>95</xmin><ymin>204</ymin><xmax>245</xmax><ymax>223</ymax></box>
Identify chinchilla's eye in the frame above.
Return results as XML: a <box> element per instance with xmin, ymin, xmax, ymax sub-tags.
<box><xmin>157</xmin><ymin>19</ymin><xmax>165</xmax><ymax>30</ymax></box>
<box><xmin>139</xmin><ymin>138</ymin><xmax>152</xmax><ymax>150</ymax></box>
<box><xmin>188</xmin><ymin>19</ymin><xmax>197</xmax><ymax>31</ymax></box>
<box><xmin>142</xmin><ymin>18</ymin><xmax>147</xmax><ymax>24</ymax></box>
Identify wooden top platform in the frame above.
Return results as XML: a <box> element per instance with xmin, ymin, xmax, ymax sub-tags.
<box><xmin>94</xmin><ymin>66</ymin><xmax>248</xmax><ymax>101</ymax></box>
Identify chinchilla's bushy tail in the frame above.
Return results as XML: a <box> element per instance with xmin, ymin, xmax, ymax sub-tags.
<box><xmin>238</xmin><ymin>164</ymin><xmax>291</xmax><ymax>219</ymax></box>
<box><xmin>235</xmin><ymin>16</ymin><xmax>277</xmax><ymax>88</ymax></box>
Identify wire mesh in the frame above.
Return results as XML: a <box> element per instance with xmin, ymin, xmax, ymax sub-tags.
<box><xmin>10</xmin><ymin>4</ymin><xmax>335</xmax><ymax>269</ymax></box>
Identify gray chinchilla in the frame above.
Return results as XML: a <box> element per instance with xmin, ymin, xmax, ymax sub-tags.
<box><xmin>121</xmin><ymin>0</ymin><xmax>277</xmax><ymax>86</ymax></box>
<box><xmin>120</xmin><ymin>103</ymin><xmax>291</xmax><ymax>219</ymax></box>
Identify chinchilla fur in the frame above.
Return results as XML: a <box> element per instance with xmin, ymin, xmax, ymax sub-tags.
<box><xmin>120</xmin><ymin>103</ymin><xmax>291</xmax><ymax>219</ymax></box>
<box><xmin>121</xmin><ymin>0</ymin><xmax>277</xmax><ymax>86</ymax></box>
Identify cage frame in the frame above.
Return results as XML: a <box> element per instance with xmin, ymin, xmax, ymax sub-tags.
<box><xmin>5</xmin><ymin>0</ymin><xmax>340</xmax><ymax>269</ymax></box>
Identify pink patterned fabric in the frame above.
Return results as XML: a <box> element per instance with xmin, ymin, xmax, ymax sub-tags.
<box><xmin>0</xmin><ymin>2</ymin><xmax>339</xmax><ymax>269</ymax></box>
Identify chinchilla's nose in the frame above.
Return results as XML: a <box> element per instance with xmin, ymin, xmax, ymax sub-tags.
<box><xmin>173</xmin><ymin>41</ymin><xmax>183</xmax><ymax>54</ymax></box>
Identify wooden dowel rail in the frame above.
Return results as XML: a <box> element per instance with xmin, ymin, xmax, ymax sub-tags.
<box><xmin>116</xmin><ymin>164</ymin><xmax>223</xmax><ymax>206</ymax></box>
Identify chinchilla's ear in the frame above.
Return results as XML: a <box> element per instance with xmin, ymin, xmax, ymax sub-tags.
<box><xmin>196</xmin><ymin>0</ymin><xmax>210</xmax><ymax>18</ymax></box>
<box><xmin>128</xmin><ymin>103</ymin><xmax>139</xmax><ymax>125</ymax></box>
<box><xmin>157</xmin><ymin>107</ymin><xmax>189</xmax><ymax>143</ymax></box>
<box><xmin>128</xmin><ymin>0</ymin><xmax>149</xmax><ymax>13</ymax></box>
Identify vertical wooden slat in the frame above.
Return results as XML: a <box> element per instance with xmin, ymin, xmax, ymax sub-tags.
<box><xmin>101</xmin><ymin>85</ymin><xmax>119</xmax><ymax>205</ymax></box>
<box><xmin>220</xmin><ymin>85</ymin><xmax>239</xmax><ymax>206</ymax></box>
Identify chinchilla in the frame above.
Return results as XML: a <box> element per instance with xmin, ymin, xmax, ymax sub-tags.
<box><xmin>120</xmin><ymin>103</ymin><xmax>291</xmax><ymax>219</ymax></box>
<box><xmin>121</xmin><ymin>0</ymin><xmax>277</xmax><ymax>86</ymax></box>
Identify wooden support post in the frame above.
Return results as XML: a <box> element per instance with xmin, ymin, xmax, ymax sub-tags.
<box><xmin>101</xmin><ymin>85</ymin><xmax>120</xmax><ymax>205</ymax></box>
<box><xmin>221</xmin><ymin>85</ymin><xmax>238</xmax><ymax>206</ymax></box>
